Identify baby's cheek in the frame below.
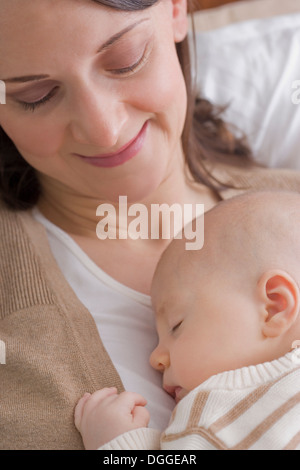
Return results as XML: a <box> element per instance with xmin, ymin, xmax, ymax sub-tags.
<box><xmin>176</xmin><ymin>348</ymin><xmax>208</xmax><ymax>392</ymax></box>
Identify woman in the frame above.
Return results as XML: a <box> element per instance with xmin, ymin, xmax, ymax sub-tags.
<box><xmin>0</xmin><ymin>0</ymin><xmax>299</xmax><ymax>450</ymax></box>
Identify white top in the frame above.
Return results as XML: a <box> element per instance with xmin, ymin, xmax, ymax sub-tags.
<box><xmin>32</xmin><ymin>208</ymin><xmax>174</xmax><ymax>430</ymax></box>
<box><xmin>100</xmin><ymin>352</ymin><xmax>300</xmax><ymax>450</ymax></box>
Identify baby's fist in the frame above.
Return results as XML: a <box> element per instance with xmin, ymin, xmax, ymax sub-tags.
<box><xmin>75</xmin><ymin>388</ymin><xmax>150</xmax><ymax>449</ymax></box>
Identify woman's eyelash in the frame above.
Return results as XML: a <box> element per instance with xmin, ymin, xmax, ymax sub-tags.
<box><xmin>109</xmin><ymin>49</ymin><xmax>149</xmax><ymax>76</ymax></box>
<box><xmin>20</xmin><ymin>86</ymin><xmax>59</xmax><ymax>112</ymax></box>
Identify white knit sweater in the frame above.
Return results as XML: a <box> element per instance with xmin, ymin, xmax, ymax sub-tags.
<box><xmin>99</xmin><ymin>352</ymin><xmax>300</xmax><ymax>450</ymax></box>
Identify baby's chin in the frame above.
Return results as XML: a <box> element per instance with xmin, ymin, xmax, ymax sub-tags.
<box><xmin>174</xmin><ymin>387</ymin><xmax>189</xmax><ymax>404</ymax></box>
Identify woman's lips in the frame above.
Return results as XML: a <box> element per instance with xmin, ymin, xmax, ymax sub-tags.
<box><xmin>74</xmin><ymin>121</ymin><xmax>148</xmax><ymax>168</ymax></box>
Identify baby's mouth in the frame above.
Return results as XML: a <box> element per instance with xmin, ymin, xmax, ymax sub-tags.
<box><xmin>164</xmin><ymin>385</ymin><xmax>185</xmax><ymax>404</ymax></box>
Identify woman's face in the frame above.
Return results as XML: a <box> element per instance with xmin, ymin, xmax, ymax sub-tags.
<box><xmin>0</xmin><ymin>0</ymin><xmax>188</xmax><ymax>203</ymax></box>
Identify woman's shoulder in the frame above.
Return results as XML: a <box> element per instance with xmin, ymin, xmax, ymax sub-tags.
<box><xmin>211</xmin><ymin>163</ymin><xmax>300</xmax><ymax>200</ymax></box>
<box><xmin>0</xmin><ymin>202</ymin><xmax>29</xmax><ymax>242</ymax></box>
<box><xmin>0</xmin><ymin>204</ymin><xmax>55</xmax><ymax>313</ymax></box>
<box><xmin>0</xmin><ymin>202</ymin><xmax>43</xmax><ymax>245</ymax></box>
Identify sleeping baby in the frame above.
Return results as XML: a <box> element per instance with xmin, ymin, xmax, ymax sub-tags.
<box><xmin>75</xmin><ymin>190</ymin><xmax>300</xmax><ymax>450</ymax></box>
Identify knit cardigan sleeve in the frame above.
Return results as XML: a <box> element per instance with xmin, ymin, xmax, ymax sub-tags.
<box><xmin>97</xmin><ymin>425</ymin><xmax>219</xmax><ymax>450</ymax></box>
<box><xmin>98</xmin><ymin>428</ymin><xmax>161</xmax><ymax>450</ymax></box>
<box><xmin>97</xmin><ymin>391</ymin><xmax>221</xmax><ymax>451</ymax></box>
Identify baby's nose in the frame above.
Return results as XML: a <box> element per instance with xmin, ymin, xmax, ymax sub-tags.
<box><xmin>149</xmin><ymin>345</ymin><xmax>170</xmax><ymax>372</ymax></box>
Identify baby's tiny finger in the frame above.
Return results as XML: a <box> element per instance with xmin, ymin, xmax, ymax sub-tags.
<box><xmin>88</xmin><ymin>387</ymin><xmax>118</xmax><ymax>404</ymax></box>
<box><xmin>74</xmin><ymin>392</ymin><xmax>91</xmax><ymax>430</ymax></box>
<box><xmin>132</xmin><ymin>405</ymin><xmax>150</xmax><ymax>427</ymax></box>
<box><xmin>119</xmin><ymin>391</ymin><xmax>148</xmax><ymax>407</ymax></box>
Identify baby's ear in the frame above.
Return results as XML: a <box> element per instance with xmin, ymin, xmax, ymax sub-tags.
<box><xmin>257</xmin><ymin>270</ymin><xmax>300</xmax><ymax>338</ymax></box>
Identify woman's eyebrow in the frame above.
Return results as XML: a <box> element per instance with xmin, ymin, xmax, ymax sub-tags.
<box><xmin>2</xmin><ymin>74</ymin><xmax>50</xmax><ymax>84</ymax></box>
<box><xmin>98</xmin><ymin>17</ymin><xmax>150</xmax><ymax>52</ymax></box>
<box><xmin>1</xmin><ymin>18</ymin><xmax>150</xmax><ymax>83</ymax></box>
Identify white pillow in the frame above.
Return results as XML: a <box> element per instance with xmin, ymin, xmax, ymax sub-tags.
<box><xmin>194</xmin><ymin>13</ymin><xmax>300</xmax><ymax>169</ymax></box>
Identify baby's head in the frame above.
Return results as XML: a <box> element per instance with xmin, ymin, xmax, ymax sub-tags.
<box><xmin>150</xmin><ymin>191</ymin><xmax>300</xmax><ymax>403</ymax></box>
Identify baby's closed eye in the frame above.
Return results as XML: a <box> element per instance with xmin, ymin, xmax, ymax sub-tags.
<box><xmin>170</xmin><ymin>320</ymin><xmax>183</xmax><ymax>333</ymax></box>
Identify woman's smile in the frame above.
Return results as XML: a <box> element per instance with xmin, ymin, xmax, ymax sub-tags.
<box><xmin>74</xmin><ymin>120</ymin><xmax>149</xmax><ymax>168</ymax></box>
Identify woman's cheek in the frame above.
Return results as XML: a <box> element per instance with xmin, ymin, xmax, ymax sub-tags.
<box><xmin>125</xmin><ymin>45</ymin><xmax>187</xmax><ymax>122</ymax></box>
<box><xmin>1</xmin><ymin>114</ymin><xmax>63</xmax><ymax>163</ymax></box>
<box><xmin>150</xmin><ymin>68</ymin><xmax>186</xmax><ymax>121</ymax></box>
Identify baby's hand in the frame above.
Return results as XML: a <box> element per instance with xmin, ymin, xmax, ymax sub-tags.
<box><xmin>74</xmin><ymin>387</ymin><xmax>150</xmax><ymax>450</ymax></box>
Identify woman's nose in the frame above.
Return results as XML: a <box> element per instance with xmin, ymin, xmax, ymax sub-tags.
<box><xmin>149</xmin><ymin>345</ymin><xmax>170</xmax><ymax>372</ymax></box>
<box><xmin>68</xmin><ymin>85</ymin><xmax>128</xmax><ymax>148</ymax></box>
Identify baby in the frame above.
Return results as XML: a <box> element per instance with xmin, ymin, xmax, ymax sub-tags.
<box><xmin>75</xmin><ymin>191</ymin><xmax>300</xmax><ymax>450</ymax></box>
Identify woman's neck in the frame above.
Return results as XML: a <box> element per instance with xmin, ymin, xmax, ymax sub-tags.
<box><xmin>37</xmin><ymin>159</ymin><xmax>218</xmax><ymax>242</ymax></box>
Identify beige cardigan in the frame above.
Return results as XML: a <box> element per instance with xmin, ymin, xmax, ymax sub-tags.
<box><xmin>1</xmin><ymin>164</ymin><xmax>300</xmax><ymax>450</ymax></box>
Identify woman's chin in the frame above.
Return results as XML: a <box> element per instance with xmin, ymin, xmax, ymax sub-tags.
<box><xmin>103</xmin><ymin>168</ymin><xmax>168</xmax><ymax>204</ymax></box>
<box><xmin>105</xmin><ymin>182</ymin><xmax>163</xmax><ymax>205</ymax></box>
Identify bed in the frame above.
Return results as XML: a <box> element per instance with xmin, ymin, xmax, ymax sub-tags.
<box><xmin>189</xmin><ymin>0</ymin><xmax>300</xmax><ymax>170</ymax></box>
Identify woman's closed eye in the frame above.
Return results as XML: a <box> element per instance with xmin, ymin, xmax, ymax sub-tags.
<box><xmin>16</xmin><ymin>43</ymin><xmax>152</xmax><ymax>112</ymax></box>
<box><xmin>18</xmin><ymin>86</ymin><xmax>60</xmax><ymax>112</ymax></box>
<box><xmin>105</xmin><ymin>41</ymin><xmax>152</xmax><ymax>77</ymax></box>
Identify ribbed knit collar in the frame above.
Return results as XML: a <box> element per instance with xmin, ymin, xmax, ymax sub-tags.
<box><xmin>196</xmin><ymin>352</ymin><xmax>300</xmax><ymax>391</ymax></box>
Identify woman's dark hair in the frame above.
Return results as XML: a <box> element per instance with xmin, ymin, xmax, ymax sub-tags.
<box><xmin>0</xmin><ymin>0</ymin><xmax>254</xmax><ymax>210</ymax></box>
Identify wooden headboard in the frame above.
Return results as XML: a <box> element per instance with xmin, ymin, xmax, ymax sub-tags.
<box><xmin>190</xmin><ymin>0</ymin><xmax>299</xmax><ymax>31</ymax></box>
<box><xmin>190</xmin><ymin>0</ymin><xmax>243</xmax><ymax>11</ymax></box>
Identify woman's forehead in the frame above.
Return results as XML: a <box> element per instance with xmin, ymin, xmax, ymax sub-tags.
<box><xmin>0</xmin><ymin>0</ymin><xmax>142</xmax><ymax>40</ymax></box>
<box><xmin>0</xmin><ymin>0</ymin><xmax>154</xmax><ymax>31</ymax></box>
<box><xmin>0</xmin><ymin>0</ymin><xmax>151</xmax><ymax>77</ymax></box>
